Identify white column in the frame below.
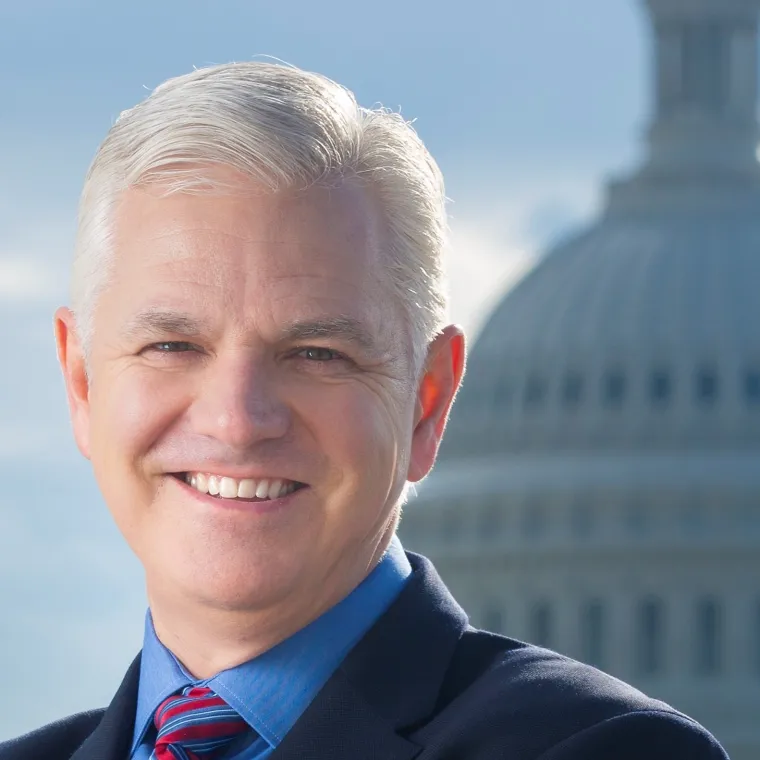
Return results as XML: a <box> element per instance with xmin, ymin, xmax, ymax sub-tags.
<box><xmin>729</xmin><ymin>28</ymin><xmax>758</xmax><ymax>116</ymax></box>
<box><xmin>656</xmin><ymin>26</ymin><xmax>683</xmax><ymax>116</ymax></box>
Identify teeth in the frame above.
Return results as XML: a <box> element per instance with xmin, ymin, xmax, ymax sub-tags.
<box><xmin>237</xmin><ymin>478</ymin><xmax>256</xmax><ymax>499</ymax></box>
<box><xmin>182</xmin><ymin>473</ymin><xmax>297</xmax><ymax>501</ymax></box>
<box><xmin>219</xmin><ymin>477</ymin><xmax>238</xmax><ymax>499</ymax></box>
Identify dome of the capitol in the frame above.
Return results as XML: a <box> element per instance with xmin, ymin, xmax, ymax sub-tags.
<box><xmin>442</xmin><ymin>212</ymin><xmax>760</xmax><ymax>459</ymax></box>
<box><xmin>400</xmin><ymin>2</ymin><xmax>760</xmax><ymax>759</ymax></box>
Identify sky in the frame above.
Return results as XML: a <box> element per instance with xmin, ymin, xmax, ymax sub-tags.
<box><xmin>0</xmin><ymin>0</ymin><xmax>648</xmax><ymax>738</ymax></box>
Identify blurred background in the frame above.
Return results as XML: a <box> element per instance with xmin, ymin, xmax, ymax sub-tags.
<box><xmin>1</xmin><ymin>0</ymin><xmax>758</xmax><ymax>757</ymax></box>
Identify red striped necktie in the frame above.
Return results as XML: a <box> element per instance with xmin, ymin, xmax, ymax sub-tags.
<box><xmin>151</xmin><ymin>685</ymin><xmax>250</xmax><ymax>759</ymax></box>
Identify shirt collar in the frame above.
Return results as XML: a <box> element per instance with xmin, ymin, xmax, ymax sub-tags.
<box><xmin>132</xmin><ymin>536</ymin><xmax>411</xmax><ymax>752</ymax></box>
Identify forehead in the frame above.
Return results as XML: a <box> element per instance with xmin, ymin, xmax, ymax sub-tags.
<box><xmin>105</xmin><ymin>173</ymin><xmax>401</xmax><ymax>342</ymax></box>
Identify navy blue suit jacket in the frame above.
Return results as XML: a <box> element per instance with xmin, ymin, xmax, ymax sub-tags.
<box><xmin>0</xmin><ymin>553</ymin><xmax>728</xmax><ymax>759</ymax></box>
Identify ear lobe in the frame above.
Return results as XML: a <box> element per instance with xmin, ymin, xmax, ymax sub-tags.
<box><xmin>54</xmin><ymin>307</ymin><xmax>92</xmax><ymax>460</ymax></box>
<box><xmin>407</xmin><ymin>325</ymin><xmax>466</xmax><ymax>483</ymax></box>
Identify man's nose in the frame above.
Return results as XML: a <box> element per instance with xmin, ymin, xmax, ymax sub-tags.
<box><xmin>191</xmin><ymin>353</ymin><xmax>290</xmax><ymax>449</ymax></box>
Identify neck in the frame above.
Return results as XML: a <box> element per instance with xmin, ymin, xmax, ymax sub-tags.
<box><xmin>146</xmin><ymin>530</ymin><xmax>396</xmax><ymax>679</ymax></box>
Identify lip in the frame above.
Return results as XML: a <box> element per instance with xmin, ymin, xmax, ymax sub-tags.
<box><xmin>171</xmin><ymin>468</ymin><xmax>305</xmax><ymax>483</ymax></box>
<box><xmin>169</xmin><ymin>473</ymin><xmax>308</xmax><ymax>515</ymax></box>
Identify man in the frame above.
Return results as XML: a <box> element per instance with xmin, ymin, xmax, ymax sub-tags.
<box><xmin>2</xmin><ymin>62</ymin><xmax>727</xmax><ymax>760</ymax></box>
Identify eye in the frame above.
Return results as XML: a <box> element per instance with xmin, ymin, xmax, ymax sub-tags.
<box><xmin>297</xmin><ymin>347</ymin><xmax>343</xmax><ymax>362</ymax></box>
<box><xmin>145</xmin><ymin>341</ymin><xmax>197</xmax><ymax>354</ymax></box>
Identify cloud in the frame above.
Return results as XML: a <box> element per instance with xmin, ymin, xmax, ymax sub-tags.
<box><xmin>443</xmin><ymin>171</ymin><xmax>602</xmax><ymax>338</ymax></box>
<box><xmin>0</xmin><ymin>425</ymin><xmax>65</xmax><ymax>460</ymax></box>
<box><xmin>0</xmin><ymin>459</ymin><xmax>145</xmax><ymax>739</ymax></box>
<box><xmin>446</xmin><ymin>219</ymin><xmax>537</xmax><ymax>337</ymax></box>
<box><xmin>0</xmin><ymin>256</ymin><xmax>65</xmax><ymax>303</ymax></box>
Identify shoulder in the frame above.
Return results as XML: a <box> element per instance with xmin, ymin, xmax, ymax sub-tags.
<box><xmin>427</xmin><ymin>628</ymin><xmax>727</xmax><ymax>759</ymax></box>
<box><xmin>0</xmin><ymin>710</ymin><xmax>104</xmax><ymax>760</ymax></box>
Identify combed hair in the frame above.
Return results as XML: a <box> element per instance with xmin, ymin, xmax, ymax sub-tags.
<box><xmin>72</xmin><ymin>61</ymin><xmax>449</xmax><ymax>375</ymax></box>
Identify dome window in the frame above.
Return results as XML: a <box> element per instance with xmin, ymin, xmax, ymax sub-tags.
<box><xmin>570</xmin><ymin>501</ymin><xmax>594</xmax><ymax>539</ymax></box>
<box><xmin>478</xmin><ymin>503</ymin><xmax>503</xmax><ymax>541</ymax></box>
<box><xmin>739</xmin><ymin>501</ymin><xmax>760</xmax><ymax>536</ymax></box>
<box><xmin>694</xmin><ymin>367</ymin><xmax>719</xmax><ymax>406</ymax></box>
<box><xmin>441</xmin><ymin>510</ymin><xmax>462</xmax><ymax>544</ymax></box>
<box><xmin>680</xmin><ymin>502</ymin><xmax>706</xmax><ymax>536</ymax></box>
<box><xmin>581</xmin><ymin>600</ymin><xmax>606</xmax><ymax>670</ymax></box>
<box><xmin>482</xmin><ymin>604</ymin><xmax>504</xmax><ymax>634</ymax></box>
<box><xmin>494</xmin><ymin>379</ymin><xmax>514</xmax><ymax>407</ymax></box>
<box><xmin>693</xmin><ymin>598</ymin><xmax>723</xmax><ymax>676</ymax></box>
<box><xmin>681</xmin><ymin>22</ymin><xmax>729</xmax><ymax>112</ymax></box>
<box><xmin>624</xmin><ymin>501</ymin><xmax>650</xmax><ymax>536</ymax></box>
<box><xmin>602</xmin><ymin>370</ymin><xmax>626</xmax><ymax>407</ymax></box>
<box><xmin>649</xmin><ymin>370</ymin><xmax>672</xmax><ymax>405</ymax></box>
<box><xmin>754</xmin><ymin>601</ymin><xmax>760</xmax><ymax>676</ymax></box>
<box><xmin>523</xmin><ymin>375</ymin><xmax>547</xmax><ymax>408</ymax></box>
<box><xmin>521</xmin><ymin>500</ymin><xmax>547</xmax><ymax>539</ymax></box>
<box><xmin>562</xmin><ymin>374</ymin><xmax>584</xmax><ymax>407</ymax></box>
<box><xmin>529</xmin><ymin>601</ymin><xmax>553</xmax><ymax>649</ymax></box>
<box><xmin>398</xmin><ymin>518</ymin><xmax>418</xmax><ymax>548</ymax></box>
<box><xmin>635</xmin><ymin>597</ymin><xmax>666</xmax><ymax>676</ymax></box>
<box><xmin>744</xmin><ymin>370</ymin><xmax>760</xmax><ymax>405</ymax></box>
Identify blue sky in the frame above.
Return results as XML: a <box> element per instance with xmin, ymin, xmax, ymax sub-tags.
<box><xmin>0</xmin><ymin>0</ymin><xmax>647</xmax><ymax>737</ymax></box>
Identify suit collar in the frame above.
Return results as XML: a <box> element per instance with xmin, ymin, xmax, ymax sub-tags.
<box><xmin>340</xmin><ymin>551</ymin><xmax>468</xmax><ymax>729</ymax></box>
<box><xmin>70</xmin><ymin>654</ymin><xmax>141</xmax><ymax>760</ymax></box>
<box><xmin>71</xmin><ymin>552</ymin><xmax>467</xmax><ymax>760</ymax></box>
<box><xmin>272</xmin><ymin>552</ymin><xmax>469</xmax><ymax>760</ymax></box>
<box><xmin>132</xmin><ymin>537</ymin><xmax>413</xmax><ymax>752</ymax></box>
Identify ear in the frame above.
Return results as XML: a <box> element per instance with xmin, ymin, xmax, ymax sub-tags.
<box><xmin>407</xmin><ymin>325</ymin><xmax>466</xmax><ymax>482</ymax></box>
<box><xmin>54</xmin><ymin>307</ymin><xmax>92</xmax><ymax>460</ymax></box>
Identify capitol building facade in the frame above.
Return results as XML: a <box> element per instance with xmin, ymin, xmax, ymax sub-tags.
<box><xmin>399</xmin><ymin>1</ymin><xmax>760</xmax><ymax>758</ymax></box>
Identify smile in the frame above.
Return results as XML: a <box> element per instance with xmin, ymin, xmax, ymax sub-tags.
<box><xmin>177</xmin><ymin>473</ymin><xmax>304</xmax><ymax>501</ymax></box>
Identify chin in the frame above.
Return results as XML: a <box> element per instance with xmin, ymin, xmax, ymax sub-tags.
<box><xmin>178</xmin><ymin>556</ymin><xmax>311</xmax><ymax>612</ymax></box>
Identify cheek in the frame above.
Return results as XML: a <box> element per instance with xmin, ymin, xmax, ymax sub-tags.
<box><xmin>298</xmin><ymin>381</ymin><xmax>414</xmax><ymax>490</ymax></box>
<box><xmin>88</xmin><ymin>368</ymin><xmax>189</xmax><ymax>480</ymax></box>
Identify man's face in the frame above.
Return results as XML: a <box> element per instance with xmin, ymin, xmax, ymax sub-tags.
<box><xmin>56</xmin><ymin>169</ymin><xmax>459</xmax><ymax>618</ymax></box>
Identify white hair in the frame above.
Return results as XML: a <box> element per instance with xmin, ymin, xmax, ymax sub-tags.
<box><xmin>71</xmin><ymin>61</ymin><xmax>449</xmax><ymax>376</ymax></box>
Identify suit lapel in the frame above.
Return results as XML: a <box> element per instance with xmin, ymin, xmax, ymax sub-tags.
<box><xmin>273</xmin><ymin>552</ymin><xmax>468</xmax><ymax>760</ymax></box>
<box><xmin>70</xmin><ymin>654</ymin><xmax>141</xmax><ymax>760</ymax></box>
<box><xmin>68</xmin><ymin>553</ymin><xmax>466</xmax><ymax>760</ymax></box>
<box><xmin>270</xmin><ymin>670</ymin><xmax>422</xmax><ymax>760</ymax></box>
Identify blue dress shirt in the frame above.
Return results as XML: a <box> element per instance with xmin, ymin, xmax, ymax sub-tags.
<box><xmin>130</xmin><ymin>536</ymin><xmax>412</xmax><ymax>759</ymax></box>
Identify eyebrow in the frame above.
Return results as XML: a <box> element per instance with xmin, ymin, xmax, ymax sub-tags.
<box><xmin>121</xmin><ymin>309</ymin><xmax>209</xmax><ymax>341</ymax></box>
<box><xmin>281</xmin><ymin>316</ymin><xmax>378</xmax><ymax>354</ymax></box>
<box><xmin>120</xmin><ymin>309</ymin><xmax>380</xmax><ymax>354</ymax></box>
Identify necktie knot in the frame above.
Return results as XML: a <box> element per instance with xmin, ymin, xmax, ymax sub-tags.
<box><xmin>152</xmin><ymin>685</ymin><xmax>249</xmax><ymax>760</ymax></box>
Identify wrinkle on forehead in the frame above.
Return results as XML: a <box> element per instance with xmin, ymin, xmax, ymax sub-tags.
<box><xmin>111</xmin><ymin>180</ymin><xmax>389</xmax><ymax>293</ymax></box>
<box><xmin>102</xmin><ymin>171</ymin><xmax>414</xmax><ymax>371</ymax></box>
<box><xmin>114</xmin><ymin>174</ymin><xmax>385</xmax><ymax>252</ymax></box>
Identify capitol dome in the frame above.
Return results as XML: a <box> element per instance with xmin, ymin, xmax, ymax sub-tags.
<box><xmin>443</xmin><ymin>213</ymin><xmax>760</xmax><ymax>457</ymax></box>
<box><xmin>400</xmin><ymin>2</ymin><xmax>760</xmax><ymax>759</ymax></box>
